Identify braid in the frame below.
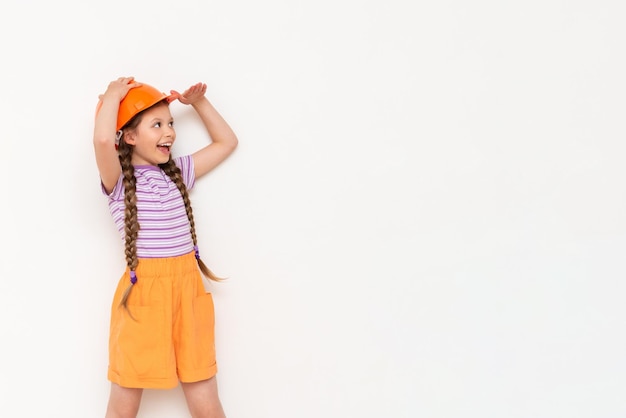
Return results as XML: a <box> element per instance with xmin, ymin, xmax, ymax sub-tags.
<box><xmin>118</xmin><ymin>140</ymin><xmax>140</xmax><ymax>311</ymax></box>
<box><xmin>161</xmin><ymin>160</ymin><xmax>223</xmax><ymax>282</ymax></box>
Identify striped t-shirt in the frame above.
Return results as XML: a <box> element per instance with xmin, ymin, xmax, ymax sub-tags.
<box><xmin>102</xmin><ymin>155</ymin><xmax>196</xmax><ymax>258</ymax></box>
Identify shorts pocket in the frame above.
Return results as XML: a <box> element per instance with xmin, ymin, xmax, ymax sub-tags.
<box><xmin>111</xmin><ymin>305</ymin><xmax>169</xmax><ymax>379</ymax></box>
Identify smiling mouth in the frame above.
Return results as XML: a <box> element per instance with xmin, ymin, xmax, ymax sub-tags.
<box><xmin>157</xmin><ymin>143</ymin><xmax>172</xmax><ymax>150</ymax></box>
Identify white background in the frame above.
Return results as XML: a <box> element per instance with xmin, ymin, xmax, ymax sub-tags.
<box><xmin>1</xmin><ymin>0</ymin><xmax>625</xmax><ymax>417</ymax></box>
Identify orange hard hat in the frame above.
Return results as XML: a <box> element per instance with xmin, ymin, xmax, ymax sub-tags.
<box><xmin>94</xmin><ymin>81</ymin><xmax>171</xmax><ymax>131</ymax></box>
<box><xmin>116</xmin><ymin>82</ymin><xmax>171</xmax><ymax>130</ymax></box>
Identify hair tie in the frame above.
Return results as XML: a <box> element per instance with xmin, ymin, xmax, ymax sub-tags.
<box><xmin>194</xmin><ymin>245</ymin><xmax>200</xmax><ymax>260</ymax></box>
<box><xmin>130</xmin><ymin>271</ymin><xmax>137</xmax><ymax>285</ymax></box>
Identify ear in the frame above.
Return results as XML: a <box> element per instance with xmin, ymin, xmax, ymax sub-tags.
<box><xmin>123</xmin><ymin>131</ymin><xmax>137</xmax><ymax>146</ymax></box>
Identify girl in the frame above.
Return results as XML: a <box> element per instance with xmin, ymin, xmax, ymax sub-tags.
<box><xmin>93</xmin><ymin>76</ymin><xmax>238</xmax><ymax>418</ymax></box>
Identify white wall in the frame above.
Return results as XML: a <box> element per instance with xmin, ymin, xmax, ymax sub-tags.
<box><xmin>1</xmin><ymin>0</ymin><xmax>625</xmax><ymax>417</ymax></box>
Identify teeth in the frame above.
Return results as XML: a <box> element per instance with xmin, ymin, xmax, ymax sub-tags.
<box><xmin>158</xmin><ymin>143</ymin><xmax>172</xmax><ymax>148</ymax></box>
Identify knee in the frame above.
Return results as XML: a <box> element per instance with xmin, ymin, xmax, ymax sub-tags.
<box><xmin>105</xmin><ymin>404</ymin><xmax>140</xmax><ymax>418</ymax></box>
<box><xmin>189</xmin><ymin>404</ymin><xmax>226</xmax><ymax>418</ymax></box>
<box><xmin>105</xmin><ymin>409</ymin><xmax>137</xmax><ymax>418</ymax></box>
<box><xmin>105</xmin><ymin>384</ymin><xmax>142</xmax><ymax>418</ymax></box>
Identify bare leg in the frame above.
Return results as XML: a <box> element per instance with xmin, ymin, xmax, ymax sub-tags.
<box><xmin>105</xmin><ymin>383</ymin><xmax>143</xmax><ymax>418</ymax></box>
<box><xmin>181</xmin><ymin>376</ymin><xmax>226</xmax><ymax>418</ymax></box>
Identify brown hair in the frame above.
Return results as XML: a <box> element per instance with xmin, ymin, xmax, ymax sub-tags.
<box><xmin>117</xmin><ymin>101</ymin><xmax>222</xmax><ymax>313</ymax></box>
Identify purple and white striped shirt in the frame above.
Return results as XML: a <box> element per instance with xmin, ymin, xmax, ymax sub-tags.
<box><xmin>102</xmin><ymin>155</ymin><xmax>196</xmax><ymax>258</ymax></box>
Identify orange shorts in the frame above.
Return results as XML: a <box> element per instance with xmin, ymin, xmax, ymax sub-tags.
<box><xmin>108</xmin><ymin>251</ymin><xmax>217</xmax><ymax>389</ymax></box>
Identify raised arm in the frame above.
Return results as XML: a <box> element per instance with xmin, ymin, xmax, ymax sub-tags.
<box><xmin>169</xmin><ymin>83</ymin><xmax>238</xmax><ymax>179</ymax></box>
<box><xmin>93</xmin><ymin>77</ymin><xmax>141</xmax><ymax>193</ymax></box>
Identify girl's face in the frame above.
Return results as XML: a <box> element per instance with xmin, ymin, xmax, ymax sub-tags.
<box><xmin>125</xmin><ymin>103</ymin><xmax>176</xmax><ymax>166</ymax></box>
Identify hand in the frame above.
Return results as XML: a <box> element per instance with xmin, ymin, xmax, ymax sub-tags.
<box><xmin>168</xmin><ymin>82</ymin><xmax>207</xmax><ymax>105</ymax></box>
<box><xmin>99</xmin><ymin>76</ymin><xmax>142</xmax><ymax>102</ymax></box>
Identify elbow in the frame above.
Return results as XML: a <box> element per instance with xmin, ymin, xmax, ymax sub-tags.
<box><xmin>93</xmin><ymin>134</ymin><xmax>115</xmax><ymax>151</ymax></box>
<box><xmin>93</xmin><ymin>135</ymin><xmax>108</xmax><ymax>147</ymax></box>
<box><xmin>227</xmin><ymin>135</ymin><xmax>239</xmax><ymax>152</ymax></box>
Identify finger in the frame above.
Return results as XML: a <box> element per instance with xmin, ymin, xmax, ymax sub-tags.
<box><xmin>116</xmin><ymin>76</ymin><xmax>134</xmax><ymax>84</ymax></box>
<box><xmin>167</xmin><ymin>90</ymin><xmax>180</xmax><ymax>103</ymax></box>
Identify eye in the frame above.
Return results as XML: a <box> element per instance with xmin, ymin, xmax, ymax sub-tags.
<box><xmin>153</xmin><ymin>122</ymin><xmax>161</xmax><ymax>128</ymax></box>
<box><xmin>169</xmin><ymin>121</ymin><xmax>174</xmax><ymax>127</ymax></box>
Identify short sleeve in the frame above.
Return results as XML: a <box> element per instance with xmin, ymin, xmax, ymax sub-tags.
<box><xmin>174</xmin><ymin>155</ymin><xmax>196</xmax><ymax>190</ymax></box>
<box><xmin>101</xmin><ymin>175</ymin><xmax>124</xmax><ymax>201</ymax></box>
